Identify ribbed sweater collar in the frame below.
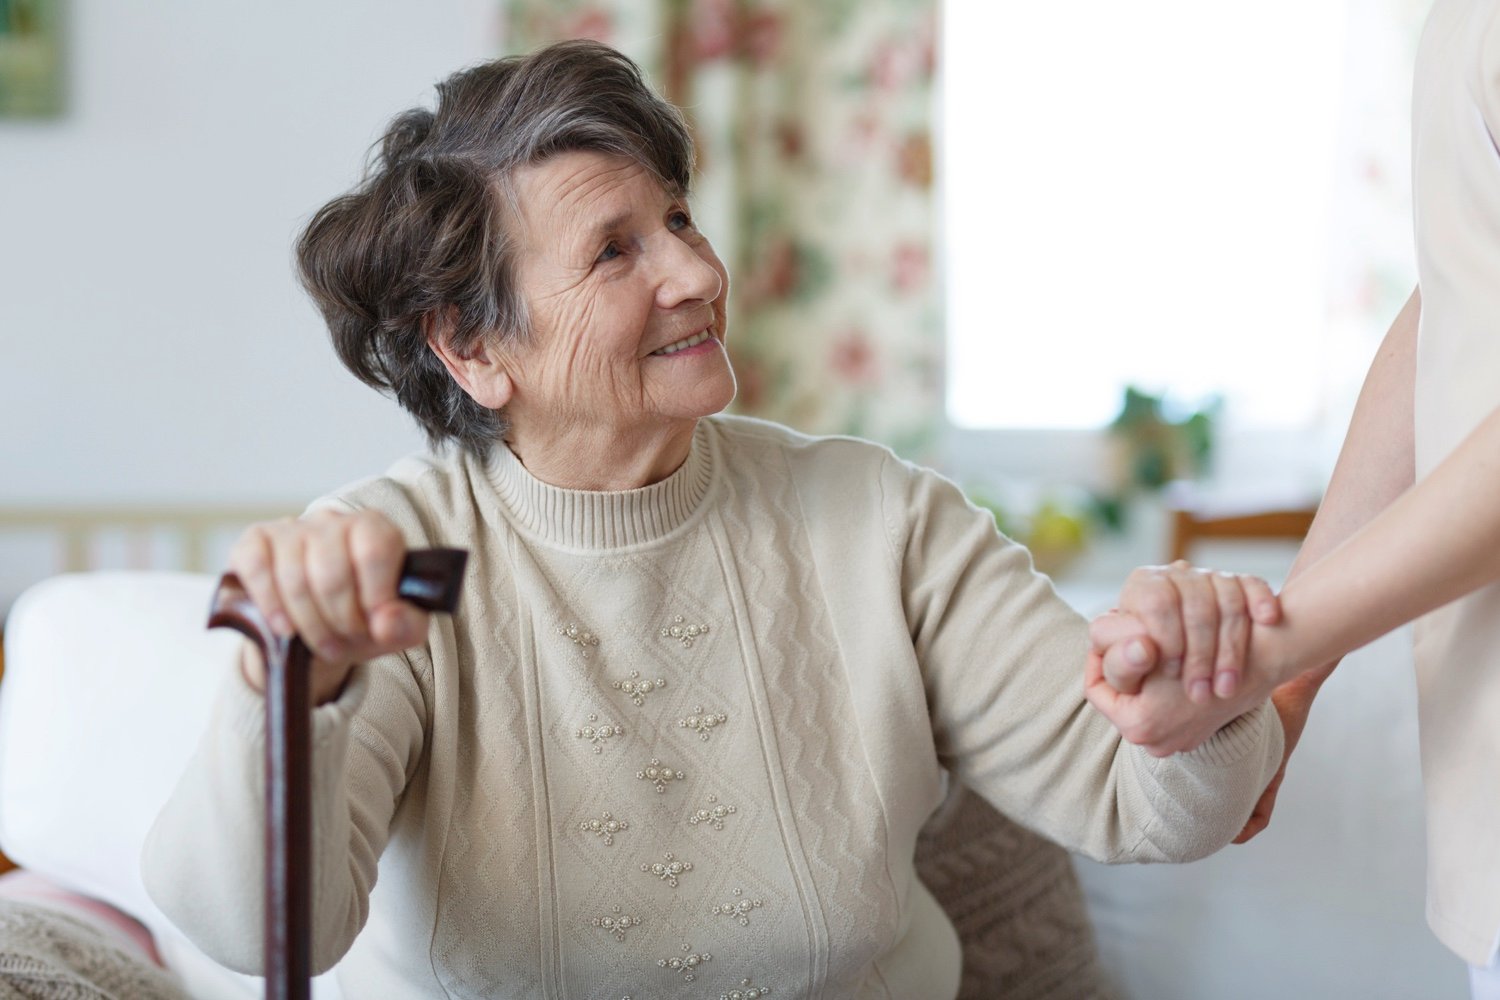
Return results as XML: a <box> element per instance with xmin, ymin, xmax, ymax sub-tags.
<box><xmin>483</xmin><ymin>421</ymin><xmax>715</xmax><ymax>550</ymax></box>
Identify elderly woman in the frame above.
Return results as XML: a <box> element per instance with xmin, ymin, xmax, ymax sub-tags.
<box><xmin>143</xmin><ymin>40</ymin><xmax>1283</xmax><ymax>999</ymax></box>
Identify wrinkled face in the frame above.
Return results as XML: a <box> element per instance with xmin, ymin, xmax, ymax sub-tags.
<box><xmin>501</xmin><ymin>150</ymin><xmax>735</xmax><ymax>441</ymax></box>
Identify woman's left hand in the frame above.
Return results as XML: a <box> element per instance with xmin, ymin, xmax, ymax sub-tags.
<box><xmin>1089</xmin><ymin>561</ymin><xmax>1281</xmax><ymax>702</ymax></box>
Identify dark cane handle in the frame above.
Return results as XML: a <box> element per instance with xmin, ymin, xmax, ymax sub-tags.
<box><xmin>209</xmin><ymin>547</ymin><xmax>469</xmax><ymax>639</ymax></box>
<box><xmin>207</xmin><ymin>546</ymin><xmax>467</xmax><ymax>1000</ymax></box>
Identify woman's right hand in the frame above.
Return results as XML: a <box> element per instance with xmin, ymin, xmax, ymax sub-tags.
<box><xmin>228</xmin><ymin>509</ymin><xmax>431</xmax><ymax>704</ymax></box>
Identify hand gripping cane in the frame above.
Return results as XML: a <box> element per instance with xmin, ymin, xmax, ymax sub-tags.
<box><xmin>207</xmin><ymin>548</ymin><xmax>468</xmax><ymax>1000</ymax></box>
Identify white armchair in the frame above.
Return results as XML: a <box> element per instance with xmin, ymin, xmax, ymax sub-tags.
<box><xmin>0</xmin><ymin>572</ymin><xmax>340</xmax><ymax>1000</ymax></box>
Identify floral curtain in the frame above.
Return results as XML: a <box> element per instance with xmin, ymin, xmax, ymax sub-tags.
<box><xmin>506</xmin><ymin>0</ymin><xmax>941</xmax><ymax>458</ymax></box>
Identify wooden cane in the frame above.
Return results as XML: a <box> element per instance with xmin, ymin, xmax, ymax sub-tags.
<box><xmin>207</xmin><ymin>548</ymin><xmax>468</xmax><ymax>1000</ymax></box>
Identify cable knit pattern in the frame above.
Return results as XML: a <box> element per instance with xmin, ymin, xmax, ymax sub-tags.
<box><xmin>142</xmin><ymin>414</ymin><xmax>1282</xmax><ymax>999</ymax></box>
<box><xmin>0</xmin><ymin>902</ymin><xmax>188</xmax><ymax>1000</ymax></box>
<box><xmin>714</xmin><ymin>438</ymin><xmax>902</xmax><ymax>995</ymax></box>
<box><xmin>428</xmin><ymin>606</ymin><xmax>545</xmax><ymax>998</ymax></box>
<box><xmin>913</xmin><ymin>785</ymin><xmax>1111</xmax><ymax>1000</ymax></box>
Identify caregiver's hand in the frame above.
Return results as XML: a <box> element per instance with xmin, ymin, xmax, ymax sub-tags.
<box><xmin>227</xmin><ymin>509</ymin><xmax>430</xmax><ymax>704</ymax></box>
<box><xmin>1084</xmin><ymin>638</ymin><xmax>1278</xmax><ymax>758</ymax></box>
<box><xmin>1090</xmin><ymin>561</ymin><xmax>1281</xmax><ymax>702</ymax></box>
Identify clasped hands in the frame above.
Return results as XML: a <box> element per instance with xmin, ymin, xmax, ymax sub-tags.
<box><xmin>1085</xmin><ymin>561</ymin><xmax>1287</xmax><ymax>759</ymax></box>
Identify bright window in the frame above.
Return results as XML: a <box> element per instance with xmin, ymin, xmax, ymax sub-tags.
<box><xmin>942</xmin><ymin>2</ymin><xmax>1349</xmax><ymax>430</ymax></box>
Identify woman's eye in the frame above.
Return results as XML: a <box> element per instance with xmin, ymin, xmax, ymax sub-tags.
<box><xmin>668</xmin><ymin>211</ymin><xmax>692</xmax><ymax>232</ymax></box>
<box><xmin>596</xmin><ymin>242</ymin><xmax>622</xmax><ymax>263</ymax></box>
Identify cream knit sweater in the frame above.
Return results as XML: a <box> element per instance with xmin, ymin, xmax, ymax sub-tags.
<box><xmin>143</xmin><ymin>415</ymin><xmax>1282</xmax><ymax>999</ymax></box>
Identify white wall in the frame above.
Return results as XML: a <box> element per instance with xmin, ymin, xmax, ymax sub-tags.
<box><xmin>0</xmin><ymin>0</ymin><xmax>504</xmax><ymax>506</ymax></box>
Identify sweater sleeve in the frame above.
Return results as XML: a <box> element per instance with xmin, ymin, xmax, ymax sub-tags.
<box><xmin>141</xmin><ymin>648</ymin><xmax>426</xmax><ymax>974</ymax></box>
<box><xmin>884</xmin><ymin>454</ymin><xmax>1284</xmax><ymax>863</ymax></box>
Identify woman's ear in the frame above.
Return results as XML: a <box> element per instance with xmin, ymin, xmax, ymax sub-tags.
<box><xmin>424</xmin><ymin>309</ymin><xmax>514</xmax><ymax>410</ymax></box>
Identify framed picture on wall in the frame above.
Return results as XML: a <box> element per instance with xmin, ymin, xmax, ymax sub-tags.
<box><xmin>0</xmin><ymin>0</ymin><xmax>64</xmax><ymax>118</ymax></box>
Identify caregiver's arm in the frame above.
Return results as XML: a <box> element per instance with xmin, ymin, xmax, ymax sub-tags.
<box><xmin>1099</xmin><ymin>286</ymin><xmax>1420</xmax><ymax>703</ymax></box>
<box><xmin>1235</xmin><ymin>285</ymin><xmax>1420</xmax><ymax>687</ymax></box>
<box><xmin>1226</xmin><ymin>286</ymin><xmax>1419</xmax><ymax>838</ymax></box>
<box><xmin>1259</xmin><ymin>379</ymin><xmax>1500</xmax><ymax>680</ymax></box>
<box><xmin>1097</xmin><ymin>289</ymin><xmax>1500</xmax><ymax>750</ymax></box>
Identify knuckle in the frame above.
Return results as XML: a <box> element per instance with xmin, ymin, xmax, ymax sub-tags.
<box><xmin>1135</xmin><ymin>588</ymin><xmax>1175</xmax><ymax>618</ymax></box>
<box><xmin>1087</xmin><ymin>622</ymin><xmax>1109</xmax><ymax>650</ymax></box>
<box><xmin>231</xmin><ymin>545</ymin><xmax>271</xmax><ymax>581</ymax></box>
<box><xmin>1181</xmin><ymin>601</ymin><xmax>1216</xmax><ymax>630</ymax></box>
<box><xmin>275</xmin><ymin>562</ymin><xmax>312</xmax><ymax>605</ymax></box>
<box><xmin>305</xmin><ymin>559</ymin><xmax>354</xmax><ymax>602</ymax></box>
<box><xmin>1216</xmin><ymin>596</ymin><xmax>1247</xmax><ymax>624</ymax></box>
<box><xmin>1214</xmin><ymin>570</ymin><xmax>1245</xmax><ymax>596</ymax></box>
<box><xmin>260</xmin><ymin>516</ymin><xmax>300</xmax><ymax>541</ymax></box>
<box><xmin>1182</xmin><ymin>581</ymin><xmax>1218</xmax><ymax>614</ymax></box>
<box><xmin>349</xmin><ymin>515</ymin><xmax>402</xmax><ymax>563</ymax></box>
<box><xmin>229</xmin><ymin>524</ymin><xmax>273</xmax><ymax>563</ymax></box>
<box><xmin>353</xmin><ymin>508</ymin><xmax>394</xmax><ymax>536</ymax></box>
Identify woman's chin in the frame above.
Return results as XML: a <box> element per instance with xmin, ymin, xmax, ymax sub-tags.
<box><xmin>700</xmin><ymin>368</ymin><xmax>738</xmax><ymax>417</ymax></box>
<box><xmin>652</xmin><ymin>357</ymin><xmax>737</xmax><ymax>421</ymax></box>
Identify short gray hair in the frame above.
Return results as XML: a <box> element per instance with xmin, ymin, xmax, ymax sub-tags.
<box><xmin>296</xmin><ymin>40</ymin><xmax>696</xmax><ymax>456</ymax></box>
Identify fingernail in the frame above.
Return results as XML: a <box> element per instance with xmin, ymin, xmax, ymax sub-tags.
<box><xmin>270</xmin><ymin>612</ymin><xmax>293</xmax><ymax>637</ymax></box>
<box><xmin>1190</xmin><ymin>679</ymin><xmax>1212</xmax><ymax>703</ymax></box>
<box><xmin>318</xmin><ymin>640</ymin><xmax>345</xmax><ymax>662</ymax></box>
<box><xmin>1215</xmin><ymin>671</ymin><xmax>1239</xmax><ymax>698</ymax></box>
<box><xmin>1257</xmin><ymin>601</ymin><xmax>1277</xmax><ymax>619</ymax></box>
<box><xmin>1126</xmin><ymin>640</ymin><xmax>1149</xmax><ymax>666</ymax></box>
<box><xmin>1164</xmin><ymin>658</ymin><xmax>1182</xmax><ymax>678</ymax></box>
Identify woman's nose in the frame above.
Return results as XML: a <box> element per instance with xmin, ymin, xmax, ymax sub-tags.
<box><xmin>655</xmin><ymin>234</ymin><xmax>723</xmax><ymax>309</ymax></box>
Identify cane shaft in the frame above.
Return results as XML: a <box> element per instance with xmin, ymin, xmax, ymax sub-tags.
<box><xmin>208</xmin><ymin>547</ymin><xmax>467</xmax><ymax>1000</ymax></box>
<box><xmin>264</xmin><ymin>636</ymin><xmax>312</xmax><ymax>1000</ymax></box>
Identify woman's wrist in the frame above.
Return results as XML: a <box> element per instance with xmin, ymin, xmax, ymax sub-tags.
<box><xmin>238</xmin><ymin>638</ymin><xmax>352</xmax><ymax>706</ymax></box>
<box><xmin>1248</xmin><ymin>622</ymin><xmax>1307</xmax><ymax>693</ymax></box>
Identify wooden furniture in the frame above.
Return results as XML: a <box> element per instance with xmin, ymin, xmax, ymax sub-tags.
<box><xmin>1163</xmin><ymin>481</ymin><xmax>1319</xmax><ymax>563</ymax></box>
<box><xmin>0</xmin><ymin>506</ymin><xmax>293</xmax><ymax>574</ymax></box>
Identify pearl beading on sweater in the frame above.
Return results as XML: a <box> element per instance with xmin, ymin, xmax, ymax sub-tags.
<box><xmin>657</xmin><ymin>943</ymin><xmax>712</xmax><ymax>982</ymax></box>
<box><xmin>557</xmin><ymin>622</ymin><xmax>600</xmax><ymax>656</ymax></box>
<box><xmin>612</xmin><ymin>670</ymin><xmax>666</xmax><ymax>707</ymax></box>
<box><xmin>710</xmin><ymin>888</ymin><xmax>763</xmax><ymax>927</ymax></box>
<box><xmin>579</xmin><ymin>812</ymin><xmax>629</xmax><ymax>846</ymax></box>
<box><xmin>641</xmin><ymin>852</ymin><xmax>693</xmax><ymax>888</ymax></box>
<box><xmin>576</xmin><ymin>714</ymin><xmax>624</xmax><ymax>753</ymax></box>
<box><xmin>678</xmin><ymin>706</ymin><xmax>728</xmax><ymax>742</ymax></box>
<box><xmin>660</xmin><ymin>614</ymin><xmax>710</xmax><ymax>648</ymax></box>
<box><xmin>589</xmin><ymin>906</ymin><xmax>642</xmax><ymax>942</ymax></box>
<box><xmin>688</xmin><ymin>794</ymin><xmax>736</xmax><ymax>831</ymax></box>
<box><xmin>636</xmin><ymin>758</ymin><xmax>686</xmax><ymax>793</ymax></box>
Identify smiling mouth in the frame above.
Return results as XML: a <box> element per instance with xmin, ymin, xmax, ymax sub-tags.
<box><xmin>649</xmin><ymin>329</ymin><xmax>713</xmax><ymax>356</ymax></box>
